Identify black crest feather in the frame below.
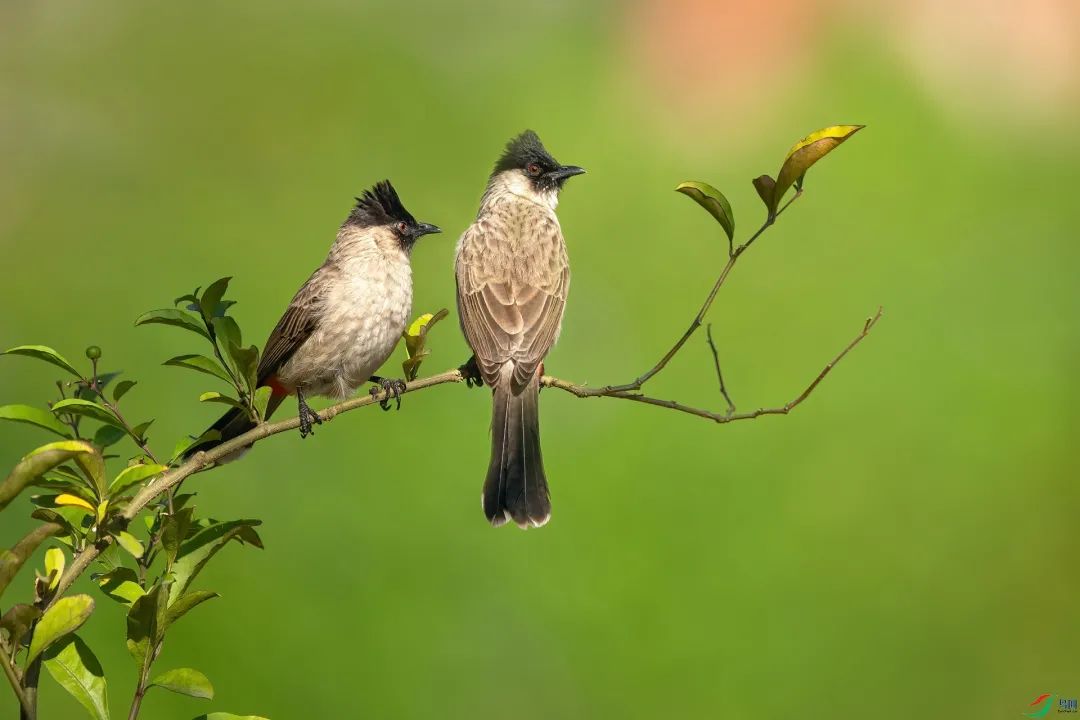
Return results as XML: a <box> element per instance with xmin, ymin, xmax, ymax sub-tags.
<box><xmin>492</xmin><ymin>130</ymin><xmax>559</xmax><ymax>175</ymax></box>
<box><xmin>347</xmin><ymin>180</ymin><xmax>417</xmax><ymax>227</ymax></box>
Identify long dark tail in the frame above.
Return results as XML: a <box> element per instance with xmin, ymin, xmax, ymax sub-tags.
<box><xmin>183</xmin><ymin>392</ymin><xmax>285</xmax><ymax>461</ymax></box>
<box><xmin>483</xmin><ymin>366</ymin><xmax>550</xmax><ymax>528</ymax></box>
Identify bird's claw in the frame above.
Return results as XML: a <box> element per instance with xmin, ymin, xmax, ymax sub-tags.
<box><xmin>370</xmin><ymin>377</ymin><xmax>407</xmax><ymax>411</ymax></box>
<box><xmin>460</xmin><ymin>356</ymin><xmax>484</xmax><ymax>389</ymax></box>
<box><xmin>298</xmin><ymin>404</ymin><xmax>323</xmax><ymax>438</ymax></box>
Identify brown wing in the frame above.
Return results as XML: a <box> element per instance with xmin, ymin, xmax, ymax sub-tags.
<box><xmin>255</xmin><ymin>270</ymin><xmax>324</xmax><ymax>384</ymax></box>
<box><xmin>456</xmin><ymin>215</ymin><xmax>569</xmax><ymax>392</ymax></box>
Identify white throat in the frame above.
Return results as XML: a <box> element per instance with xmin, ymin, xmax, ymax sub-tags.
<box><xmin>487</xmin><ymin>170</ymin><xmax>559</xmax><ymax>211</ymax></box>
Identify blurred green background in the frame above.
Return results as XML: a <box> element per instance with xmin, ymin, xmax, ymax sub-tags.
<box><xmin>2</xmin><ymin>1</ymin><xmax>1079</xmax><ymax>718</ymax></box>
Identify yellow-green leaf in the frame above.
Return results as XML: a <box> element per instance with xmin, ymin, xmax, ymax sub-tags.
<box><xmin>135</xmin><ymin>308</ymin><xmax>211</xmax><ymax>339</ymax></box>
<box><xmin>406</xmin><ymin>313</ymin><xmax>434</xmax><ymax>340</ymax></box>
<box><xmin>74</xmin><ymin>449</ymin><xmax>107</xmax><ymax>499</ymax></box>
<box><xmin>401</xmin><ymin>309</ymin><xmax>449</xmax><ymax>380</ymax></box>
<box><xmin>2</xmin><ymin>345</ymin><xmax>82</xmax><ymax>378</ymax></box>
<box><xmin>55</xmin><ymin>494</ymin><xmax>95</xmax><ymax>512</ymax></box>
<box><xmin>45</xmin><ymin>548</ymin><xmax>65</xmax><ymax>591</ymax></box>
<box><xmin>198</xmin><ymin>391</ymin><xmax>245</xmax><ymax>409</ymax></box>
<box><xmin>114</xmin><ymin>531</ymin><xmax>144</xmax><ymax>559</ymax></box>
<box><xmin>675</xmin><ymin>181</ymin><xmax>735</xmax><ymax>244</ymax></box>
<box><xmin>42</xmin><ymin>635</ymin><xmax>110</xmax><ymax>720</ymax></box>
<box><xmin>51</xmin><ymin>398</ymin><xmax>124</xmax><ymax>429</ymax></box>
<box><xmin>164</xmin><ymin>355</ymin><xmax>234</xmax><ymax>384</ymax></box>
<box><xmin>770</xmin><ymin>124</ymin><xmax>864</xmax><ymax>214</ymax></box>
<box><xmin>109</xmin><ymin>463</ymin><xmax>168</xmax><ymax>497</ymax></box>
<box><xmin>0</xmin><ymin>404</ymin><xmax>73</xmax><ymax>440</ymax></box>
<box><xmin>150</xmin><ymin>667</ymin><xmax>214</xmax><ymax>699</ymax></box>
<box><xmin>253</xmin><ymin>386</ymin><xmax>273</xmax><ymax>421</ymax></box>
<box><xmin>27</xmin><ymin>594</ymin><xmax>95</xmax><ymax>663</ymax></box>
<box><xmin>95</xmin><ymin>567</ymin><xmax>146</xmax><ymax>606</ymax></box>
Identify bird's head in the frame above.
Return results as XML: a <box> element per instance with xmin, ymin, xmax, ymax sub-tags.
<box><xmin>491</xmin><ymin>130</ymin><xmax>585</xmax><ymax>207</ymax></box>
<box><xmin>347</xmin><ymin>180</ymin><xmax>441</xmax><ymax>251</ymax></box>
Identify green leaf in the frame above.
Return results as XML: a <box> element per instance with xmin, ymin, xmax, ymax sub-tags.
<box><xmin>2</xmin><ymin>345</ymin><xmax>82</xmax><ymax>378</ymax></box>
<box><xmin>0</xmin><ymin>440</ymin><xmax>95</xmax><ymax>511</ymax></box>
<box><xmin>675</xmin><ymin>181</ymin><xmax>735</xmax><ymax>244</ymax></box>
<box><xmin>169</xmin><ymin>520</ymin><xmax>263</xmax><ymax>602</ymax></box>
<box><xmin>135</xmin><ymin>309</ymin><xmax>211</xmax><ymax>340</ymax></box>
<box><xmin>131</xmin><ymin>419</ymin><xmax>154</xmax><ymax>442</ymax></box>
<box><xmin>171</xmin><ymin>430</ymin><xmax>220</xmax><ymax>461</ymax></box>
<box><xmin>175</xmin><ymin>288</ymin><xmax>201</xmax><ymax>307</ymax></box>
<box><xmin>164</xmin><ymin>355</ymin><xmax>234</xmax><ymax>384</ymax></box>
<box><xmin>109</xmin><ymin>463</ymin><xmax>168</xmax><ymax>497</ymax></box>
<box><xmin>126</xmin><ymin>584</ymin><xmax>166</xmax><ymax>668</ymax></box>
<box><xmin>226</xmin><ymin>342</ymin><xmax>259</xmax><ymax>393</ymax></box>
<box><xmin>52</xmin><ymin>399</ymin><xmax>124</xmax><ymax>429</ymax></box>
<box><xmin>0</xmin><ymin>524</ymin><xmax>63</xmax><ymax>600</ymax></box>
<box><xmin>32</xmin><ymin>474</ymin><xmax>92</xmax><ymax>499</ymax></box>
<box><xmin>0</xmin><ymin>604</ymin><xmax>41</xmax><ymax>646</ymax></box>
<box><xmin>0</xmin><ymin>404</ymin><xmax>73</xmax><ymax>439</ymax></box>
<box><xmin>31</xmin><ymin>508</ymin><xmax>80</xmax><ymax>538</ymax></box>
<box><xmin>45</xmin><ymin>547</ymin><xmax>65</xmax><ymax>591</ymax></box>
<box><xmin>198</xmin><ymin>392</ymin><xmax>245</xmax><ymax>409</ymax></box>
<box><xmin>192</xmin><ymin>714</ymin><xmax>269</xmax><ymax>720</ymax></box>
<box><xmin>113</xmin><ymin>531</ymin><xmax>144</xmax><ymax>559</ymax></box>
<box><xmin>200</xmin><ymin>277</ymin><xmax>232</xmax><ymax>321</ymax></box>
<box><xmin>93</xmin><ymin>425</ymin><xmax>127</xmax><ymax>449</ymax></box>
<box><xmin>164</xmin><ymin>590</ymin><xmax>219</xmax><ymax>630</ymax></box>
<box><xmin>150</xmin><ymin>667</ymin><xmax>214</xmax><ymax>700</ymax></box>
<box><xmin>162</xmin><ymin>507</ymin><xmax>195</xmax><ymax>568</ymax></box>
<box><xmin>252</xmin><ymin>386</ymin><xmax>273</xmax><ymax>421</ymax></box>
<box><xmin>27</xmin><ymin>594</ymin><xmax>95</xmax><ymax>663</ymax></box>
<box><xmin>113</xmin><ymin>380</ymin><xmax>138</xmax><ymax>402</ymax></box>
<box><xmin>401</xmin><ymin>308</ymin><xmax>449</xmax><ymax>381</ymax></box>
<box><xmin>42</xmin><ymin>634</ymin><xmax>110</xmax><ymax>720</ymax></box>
<box><xmin>211</xmin><ymin>316</ymin><xmax>242</xmax><ymax>350</ymax></box>
<box><xmin>74</xmin><ymin>450</ymin><xmax>107</xmax><ymax>498</ymax></box>
<box><xmin>95</xmin><ymin>567</ymin><xmax>145</xmax><ymax>606</ymax></box>
<box><xmin>770</xmin><ymin>124</ymin><xmax>864</xmax><ymax>215</ymax></box>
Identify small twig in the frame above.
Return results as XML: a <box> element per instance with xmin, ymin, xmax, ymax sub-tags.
<box><xmin>705</xmin><ymin>324</ymin><xmax>736</xmax><ymax>416</ymax></box>
<box><xmin>0</xmin><ymin>643</ymin><xmax>31</xmax><ymax>717</ymax></box>
<box><xmin>543</xmin><ymin>307</ymin><xmax>883</xmax><ymax>423</ymax></box>
<box><xmin>126</xmin><ymin>641</ymin><xmax>161</xmax><ymax>720</ymax></box>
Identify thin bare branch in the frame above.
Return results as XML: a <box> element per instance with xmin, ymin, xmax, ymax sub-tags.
<box><xmin>543</xmin><ymin>307</ymin><xmax>882</xmax><ymax>423</ymax></box>
<box><xmin>705</xmin><ymin>324</ymin><xmax>736</xmax><ymax>416</ymax></box>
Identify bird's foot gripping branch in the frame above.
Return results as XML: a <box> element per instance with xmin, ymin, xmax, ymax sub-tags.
<box><xmin>0</xmin><ymin>125</ymin><xmax>878</xmax><ymax>720</ymax></box>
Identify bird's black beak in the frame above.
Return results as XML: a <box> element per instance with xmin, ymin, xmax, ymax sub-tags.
<box><xmin>414</xmin><ymin>222</ymin><xmax>442</xmax><ymax>238</ymax></box>
<box><xmin>546</xmin><ymin>165</ymin><xmax>586</xmax><ymax>182</ymax></box>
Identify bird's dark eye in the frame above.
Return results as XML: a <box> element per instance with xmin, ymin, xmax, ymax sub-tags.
<box><xmin>397</xmin><ymin>221</ymin><xmax>408</xmax><ymax>233</ymax></box>
<box><xmin>526</xmin><ymin>163</ymin><xmax>542</xmax><ymax>177</ymax></box>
